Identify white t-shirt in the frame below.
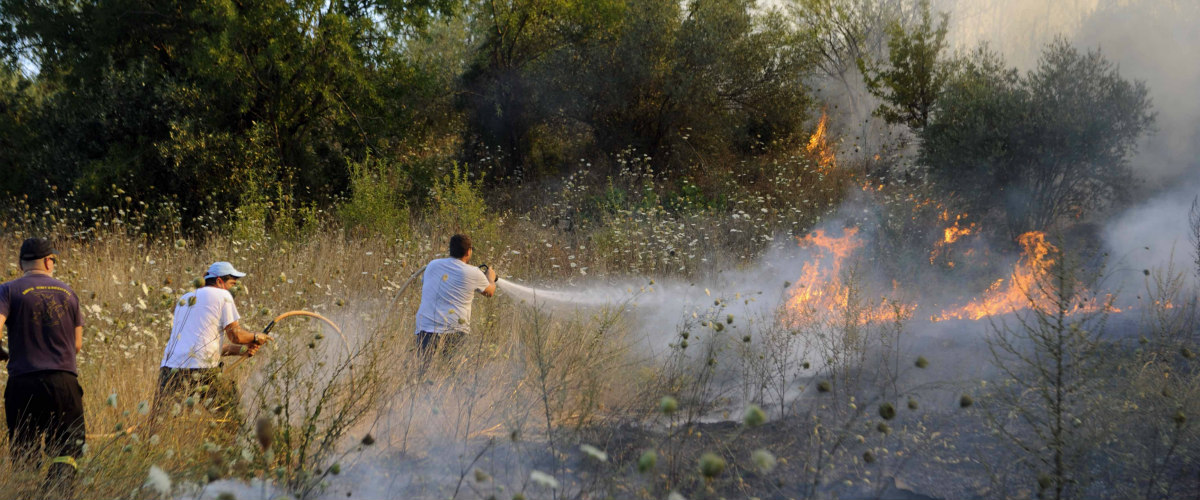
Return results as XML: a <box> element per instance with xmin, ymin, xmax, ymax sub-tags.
<box><xmin>161</xmin><ymin>286</ymin><xmax>241</xmax><ymax>369</ymax></box>
<box><xmin>415</xmin><ymin>258</ymin><xmax>491</xmax><ymax>335</ymax></box>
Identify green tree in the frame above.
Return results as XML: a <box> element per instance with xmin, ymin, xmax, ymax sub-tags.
<box><xmin>790</xmin><ymin>0</ymin><xmax>905</xmax><ymax>117</ymax></box>
<box><xmin>460</xmin><ymin>0</ymin><xmax>814</xmax><ymax>179</ymax></box>
<box><xmin>0</xmin><ymin>0</ymin><xmax>452</xmax><ymax>230</ymax></box>
<box><xmin>859</xmin><ymin>0</ymin><xmax>950</xmax><ymax>130</ymax></box>
<box><xmin>458</xmin><ymin>0</ymin><xmax>622</xmax><ymax>180</ymax></box>
<box><xmin>921</xmin><ymin>40</ymin><xmax>1153</xmax><ymax>238</ymax></box>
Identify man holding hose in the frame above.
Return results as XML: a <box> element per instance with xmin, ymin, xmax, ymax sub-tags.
<box><xmin>156</xmin><ymin>261</ymin><xmax>269</xmax><ymax>416</ymax></box>
<box><xmin>414</xmin><ymin>234</ymin><xmax>496</xmax><ymax>357</ymax></box>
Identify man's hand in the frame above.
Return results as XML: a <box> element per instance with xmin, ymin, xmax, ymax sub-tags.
<box><xmin>486</xmin><ymin>266</ymin><xmax>497</xmax><ymax>283</ymax></box>
<box><xmin>247</xmin><ymin>333</ymin><xmax>272</xmax><ymax>356</ymax></box>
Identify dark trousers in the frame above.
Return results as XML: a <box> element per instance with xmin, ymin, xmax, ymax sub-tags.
<box><xmin>5</xmin><ymin>370</ymin><xmax>85</xmax><ymax>494</ymax></box>
<box><xmin>155</xmin><ymin>367</ymin><xmax>240</xmax><ymax>419</ymax></box>
<box><xmin>416</xmin><ymin>331</ymin><xmax>466</xmax><ymax>360</ymax></box>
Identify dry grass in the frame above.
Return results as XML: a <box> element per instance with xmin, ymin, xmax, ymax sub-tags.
<box><xmin>0</xmin><ymin>223</ymin><xmax>661</xmax><ymax>499</ymax></box>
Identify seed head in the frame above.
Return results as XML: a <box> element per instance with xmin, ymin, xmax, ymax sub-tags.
<box><xmin>960</xmin><ymin>394</ymin><xmax>974</xmax><ymax>408</ymax></box>
<box><xmin>255</xmin><ymin>417</ymin><xmax>274</xmax><ymax>449</ymax></box>
<box><xmin>879</xmin><ymin>403</ymin><xmax>896</xmax><ymax>420</ymax></box>
<box><xmin>1174</xmin><ymin>410</ymin><xmax>1187</xmax><ymax>426</ymax></box>
<box><xmin>907</xmin><ymin>398</ymin><xmax>918</xmax><ymax>410</ymax></box>
<box><xmin>361</xmin><ymin>433</ymin><xmax>375</xmax><ymax>446</ymax></box>
<box><xmin>817</xmin><ymin>380</ymin><xmax>832</xmax><ymax>393</ymax></box>
<box><xmin>146</xmin><ymin>465</ymin><xmax>171</xmax><ymax>495</ymax></box>
<box><xmin>638</xmin><ymin>450</ymin><xmax>658</xmax><ymax>473</ymax></box>
<box><xmin>474</xmin><ymin>469</ymin><xmax>491</xmax><ymax>482</ymax></box>
<box><xmin>530</xmin><ymin>470</ymin><xmax>559</xmax><ymax>489</ymax></box>
<box><xmin>659</xmin><ymin>396</ymin><xmax>679</xmax><ymax>416</ymax></box>
<box><xmin>876</xmin><ymin>422</ymin><xmax>891</xmax><ymax>435</ymax></box>
<box><xmin>1037</xmin><ymin>473</ymin><xmax>1054</xmax><ymax>490</ymax></box>
<box><xmin>743</xmin><ymin>405</ymin><xmax>767</xmax><ymax>428</ymax></box>
<box><xmin>698</xmin><ymin>452</ymin><xmax>726</xmax><ymax>479</ymax></box>
<box><xmin>915</xmin><ymin>356</ymin><xmax>929</xmax><ymax>369</ymax></box>
<box><xmin>580</xmin><ymin>444</ymin><xmax>608</xmax><ymax>462</ymax></box>
<box><xmin>862</xmin><ymin>450</ymin><xmax>876</xmax><ymax>464</ymax></box>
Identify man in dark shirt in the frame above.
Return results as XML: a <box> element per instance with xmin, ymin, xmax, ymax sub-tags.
<box><xmin>0</xmin><ymin>238</ymin><xmax>85</xmax><ymax>496</ymax></box>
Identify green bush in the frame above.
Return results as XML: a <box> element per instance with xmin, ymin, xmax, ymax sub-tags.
<box><xmin>339</xmin><ymin>157</ymin><xmax>412</xmax><ymax>236</ymax></box>
<box><xmin>429</xmin><ymin>164</ymin><xmax>500</xmax><ymax>245</ymax></box>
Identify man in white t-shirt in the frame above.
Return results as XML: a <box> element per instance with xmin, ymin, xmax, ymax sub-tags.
<box><xmin>414</xmin><ymin>234</ymin><xmax>496</xmax><ymax>356</ymax></box>
<box><xmin>156</xmin><ymin>261</ymin><xmax>269</xmax><ymax>414</ymax></box>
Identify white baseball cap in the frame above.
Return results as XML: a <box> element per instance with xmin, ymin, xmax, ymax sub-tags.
<box><xmin>204</xmin><ymin>261</ymin><xmax>246</xmax><ymax>279</ymax></box>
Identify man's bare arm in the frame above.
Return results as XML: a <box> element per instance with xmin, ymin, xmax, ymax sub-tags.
<box><xmin>222</xmin><ymin>321</ymin><xmax>268</xmax><ymax>357</ymax></box>
<box><xmin>224</xmin><ymin>321</ymin><xmax>263</xmax><ymax>345</ymax></box>
<box><xmin>75</xmin><ymin>326</ymin><xmax>83</xmax><ymax>353</ymax></box>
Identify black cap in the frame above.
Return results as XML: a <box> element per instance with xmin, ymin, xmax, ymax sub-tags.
<box><xmin>19</xmin><ymin>238</ymin><xmax>56</xmax><ymax>261</ymax></box>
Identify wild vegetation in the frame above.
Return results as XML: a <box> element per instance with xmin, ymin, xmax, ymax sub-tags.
<box><xmin>1</xmin><ymin>0</ymin><xmax>1196</xmax><ymax>499</ymax></box>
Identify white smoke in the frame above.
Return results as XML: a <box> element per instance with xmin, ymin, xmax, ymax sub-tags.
<box><xmin>1104</xmin><ymin>176</ymin><xmax>1200</xmax><ymax>291</ymax></box>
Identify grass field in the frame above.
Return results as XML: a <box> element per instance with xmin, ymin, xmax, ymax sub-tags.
<box><xmin>1</xmin><ymin>160</ymin><xmax>1199</xmax><ymax>500</ymax></box>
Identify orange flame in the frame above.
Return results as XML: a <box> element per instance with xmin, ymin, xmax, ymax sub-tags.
<box><xmin>782</xmin><ymin>226</ymin><xmax>1119</xmax><ymax>327</ymax></box>
<box><xmin>806</xmin><ymin>110</ymin><xmax>836</xmax><ymax>171</ymax></box>
<box><xmin>784</xmin><ymin>228</ymin><xmax>912</xmax><ymax>325</ymax></box>
<box><xmin>934</xmin><ymin>232</ymin><xmax>1054</xmax><ymax>321</ymax></box>
<box><xmin>930</xmin><ymin>210</ymin><xmax>976</xmax><ymax>266</ymax></box>
<box><xmin>933</xmin><ymin>232</ymin><xmax>1117</xmax><ymax>321</ymax></box>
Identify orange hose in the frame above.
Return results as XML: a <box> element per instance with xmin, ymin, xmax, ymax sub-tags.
<box><xmin>226</xmin><ymin>310</ymin><xmax>350</xmax><ymax>370</ymax></box>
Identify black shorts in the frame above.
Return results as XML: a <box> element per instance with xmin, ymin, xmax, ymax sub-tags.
<box><xmin>4</xmin><ymin>370</ymin><xmax>86</xmax><ymax>464</ymax></box>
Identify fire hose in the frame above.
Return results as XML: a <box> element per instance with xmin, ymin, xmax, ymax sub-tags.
<box><xmin>225</xmin><ymin>310</ymin><xmax>348</xmax><ymax>371</ymax></box>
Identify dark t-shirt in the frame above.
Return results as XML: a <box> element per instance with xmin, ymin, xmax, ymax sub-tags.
<box><xmin>0</xmin><ymin>274</ymin><xmax>83</xmax><ymax>376</ymax></box>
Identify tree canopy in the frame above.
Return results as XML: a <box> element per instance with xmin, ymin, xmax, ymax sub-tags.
<box><xmin>921</xmin><ymin>40</ymin><xmax>1154</xmax><ymax>238</ymax></box>
<box><xmin>0</xmin><ymin>0</ymin><xmax>1158</xmax><ymax>238</ymax></box>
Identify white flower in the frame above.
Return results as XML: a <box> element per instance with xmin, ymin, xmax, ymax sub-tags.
<box><xmin>530</xmin><ymin>470</ymin><xmax>559</xmax><ymax>489</ymax></box>
<box><xmin>580</xmin><ymin>444</ymin><xmax>608</xmax><ymax>462</ymax></box>
<box><xmin>145</xmin><ymin>465</ymin><xmax>171</xmax><ymax>495</ymax></box>
<box><xmin>667</xmin><ymin>492</ymin><xmax>688</xmax><ymax>500</ymax></box>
